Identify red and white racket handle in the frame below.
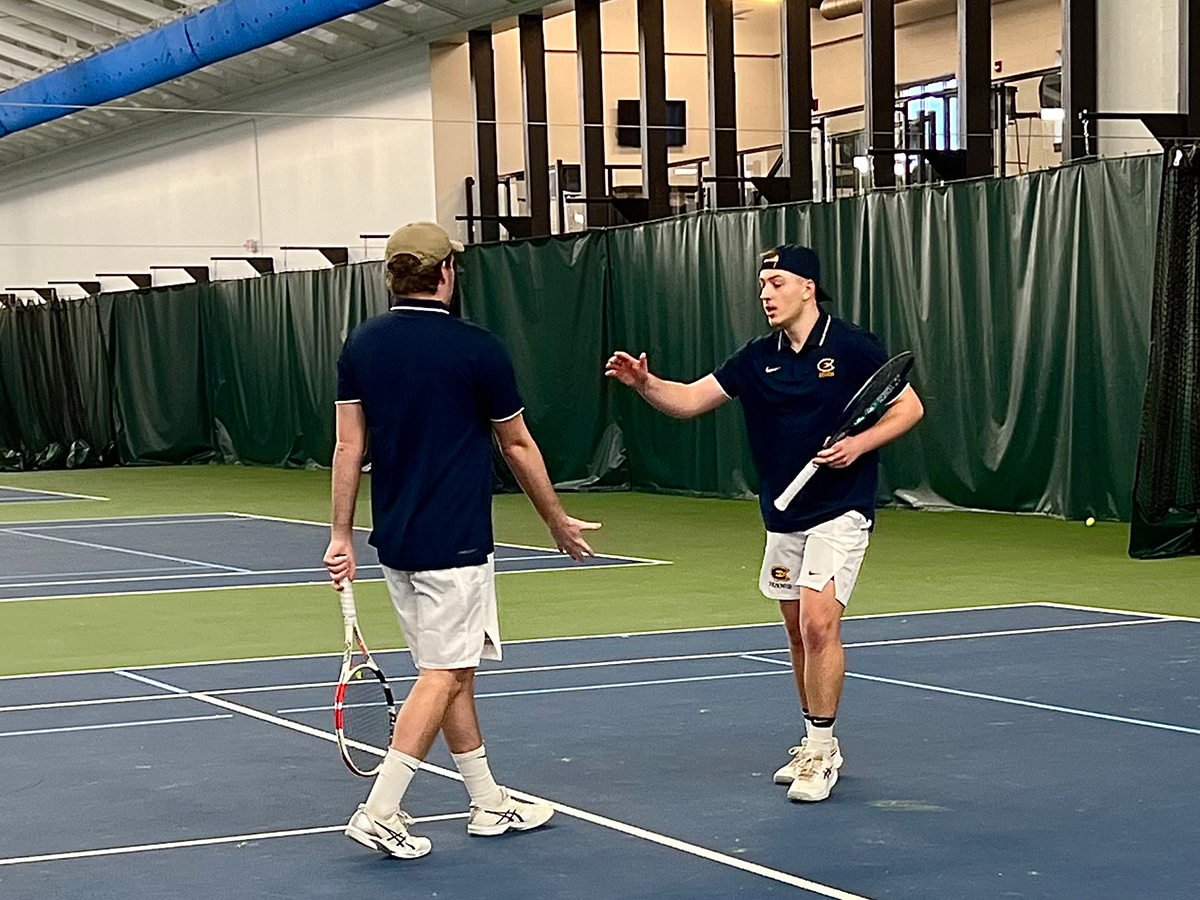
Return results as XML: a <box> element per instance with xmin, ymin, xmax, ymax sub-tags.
<box><xmin>774</xmin><ymin>460</ymin><xmax>819</xmax><ymax>511</ymax></box>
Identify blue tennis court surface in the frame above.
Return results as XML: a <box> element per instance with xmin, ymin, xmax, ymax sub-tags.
<box><xmin>0</xmin><ymin>513</ymin><xmax>668</xmax><ymax>602</ymax></box>
<box><xmin>2</xmin><ymin>603</ymin><xmax>1197</xmax><ymax>899</ymax></box>
<box><xmin>0</xmin><ymin>485</ymin><xmax>107</xmax><ymax>505</ymax></box>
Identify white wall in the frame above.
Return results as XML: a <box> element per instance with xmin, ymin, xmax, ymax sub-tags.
<box><xmin>1097</xmin><ymin>0</ymin><xmax>1180</xmax><ymax>157</ymax></box>
<box><xmin>0</xmin><ymin>45</ymin><xmax>437</xmax><ymax>293</ymax></box>
<box><xmin>431</xmin><ymin>0</ymin><xmax>1066</xmax><ymax>226</ymax></box>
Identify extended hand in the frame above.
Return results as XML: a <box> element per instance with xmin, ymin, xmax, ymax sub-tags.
<box><xmin>814</xmin><ymin>435</ymin><xmax>865</xmax><ymax>469</ymax></box>
<box><xmin>604</xmin><ymin>351</ymin><xmax>649</xmax><ymax>389</ymax></box>
<box><xmin>550</xmin><ymin>516</ymin><xmax>602</xmax><ymax>561</ymax></box>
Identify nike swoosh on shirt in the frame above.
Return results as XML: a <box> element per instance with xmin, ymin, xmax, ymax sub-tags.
<box><xmin>765</xmin><ymin>366</ymin><xmax>781</xmax><ymax>373</ymax></box>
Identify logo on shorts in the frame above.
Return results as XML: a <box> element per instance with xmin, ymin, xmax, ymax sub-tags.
<box><xmin>770</xmin><ymin>566</ymin><xmax>790</xmax><ymax>582</ymax></box>
<box><xmin>817</xmin><ymin>357</ymin><xmax>836</xmax><ymax>378</ymax></box>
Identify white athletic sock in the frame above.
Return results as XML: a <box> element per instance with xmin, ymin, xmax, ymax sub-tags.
<box><xmin>365</xmin><ymin>748</ymin><xmax>421</xmax><ymax>819</ymax></box>
<box><xmin>808</xmin><ymin>722</ymin><xmax>835</xmax><ymax>753</ymax></box>
<box><xmin>452</xmin><ymin>744</ymin><xmax>505</xmax><ymax>808</ymax></box>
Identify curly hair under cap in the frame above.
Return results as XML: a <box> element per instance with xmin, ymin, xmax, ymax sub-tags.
<box><xmin>386</xmin><ymin>253</ymin><xmax>452</xmax><ymax>296</ymax></box>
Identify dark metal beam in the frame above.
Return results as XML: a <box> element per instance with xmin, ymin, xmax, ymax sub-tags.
<box><xmin>638</xmin><ymin>0</ymin><xmax>671</xmax><ymax>220</ymax></box>
<box><xmin>210</xmin><ymin>256</ymin><xmax>275</xmax><ymax>275</ymax></box>
<box><xmin>96</xmin><ymin>273</ymin><xmax>151</xmax><ymax>289</ymax></box>
<box><xmin>469</xmin><ymin>28</ymin><xmax>501</xmax><ymax>242</ymax></box>
<box><xmin>707</xmin><ymin>0</ymin><xmax>739</xmax><ymax>209</ymax></box>
<box><xmin>1062</xmin><ymin>0</ymin><xmax>1096</xmax><ymax>160</ymax></box>
<box><xmin>780</xmin><ymin>0</ymin><xmax>813</xmax><ymax>201</ymax></box>
<box><xmin>149</xmin><ymin>265</ymin><xmax>212</xmax><ymax>282</ymax></box>
<box><xmin>1183</xmin><ymin>0</ymin><xmax>1200</xmax><ymax>133</ymax></box>
<box><xmin>958</xmin><ymin>0</ymin><xmax>992</xmax><ymax>177</ymax></box>
<box><xmin>48</xmin><ymin>280</ymin><xmax>101</xmax><ymax>295</ymax></box>
<box><xmin>520</xmin><ymin>12</ymin><xmax>551</xmax><ymax>237</ymax></box>
<box><xmin>863</xmin><ymin>0</ymin><xmax>895</xmax><ymax>188</ymax></box>
<box><xmin>576</xmin><ymin>0</ymin><xmax>609</xmax><ymax>227</ymax></box>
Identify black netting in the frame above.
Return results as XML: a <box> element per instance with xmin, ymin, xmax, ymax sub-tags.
<box><xmin>1130</xmin><ymin>144</ymin><xmax>1200</xmax><ymax>559</ymax></box>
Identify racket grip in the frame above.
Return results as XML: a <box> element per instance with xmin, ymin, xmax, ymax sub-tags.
<box><xmin>774</xmin><ymin>461</ymin><xmax>819</xmax><ymax>511</ymax></box>
<box><xmin>338</xmin><ymin>581</ymin><xmax>357</xmax><ymax>621</ymax></box>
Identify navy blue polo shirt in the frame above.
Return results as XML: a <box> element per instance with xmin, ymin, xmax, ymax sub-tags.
<box><xmin>336</xmin><ymin>299</ymin><xmax>523</xmax><ymax>571</ymax></box>
<box><xmin>713</xmin><ymin>312</ymin><xmax>897</xmax><ymax>533</ymax></box>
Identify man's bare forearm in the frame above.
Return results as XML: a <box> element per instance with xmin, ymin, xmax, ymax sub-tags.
<box><xmin>636</xmin><ymin>375</ymin><xmax>710</xmax><ymax>419</ymax></box>
<box><xmin>501</xmin><ymin>442</ymin><xmax>567</xmax><ymax>528</ymax></box>
<box><xmin>330</xmin><ymin>442</ymin><xmax>364</xmax><ymax>538</ymax></box>
<box><xmin>855</xmin><ymin>390</ymin><xmax>924</xmax><ymax>454</ymax></box>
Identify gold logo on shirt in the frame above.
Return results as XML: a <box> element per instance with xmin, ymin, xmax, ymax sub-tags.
<box><xmin>817</xmin><ymin>357</ymin><xmax>836</xmax><ymax>378</ymax></box>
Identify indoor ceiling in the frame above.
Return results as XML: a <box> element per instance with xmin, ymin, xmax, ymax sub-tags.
<box><xmin>0</xmin><ymin>0</ymin><xmax>548</xmax><ymax>169</ymax></box>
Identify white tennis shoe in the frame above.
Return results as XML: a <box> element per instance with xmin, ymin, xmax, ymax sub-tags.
<box><xmin>345</xmin><ymin>804</ymin><xmax>431</xmax><ymax>858</ymax></box>
<box><xmin>773</xmin><ymin>737</ymin><xmax>842</xmax><ymax>784</ymax></box>
<box><xmin>785</xmin><ymin>743</ymin><xmax>841</xmax><ymax>802</ymax></box>
<box><xmin>467</xmin><ymin>787</ymin><xmax>555</xmax><ymax>836</ymax></box>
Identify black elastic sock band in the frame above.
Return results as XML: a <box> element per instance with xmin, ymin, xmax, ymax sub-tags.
<box><xmin>805</xmin><ymin>715</ymin><xmax>836</xmax><ymax>729</ymax></box>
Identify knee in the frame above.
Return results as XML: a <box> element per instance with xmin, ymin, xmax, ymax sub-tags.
<box><xmin>418</xmin><ymin>667</ymin><xmax>475</xmax><ymax>694</ymax></box>
<box><xmin>799</xmin><ymin>617</ymin><xmax>839</xmax><ymax>654</ymax></box>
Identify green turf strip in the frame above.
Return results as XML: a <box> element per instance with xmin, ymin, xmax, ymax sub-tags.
<box><xmin>0</xmin><ymin>467</ymin><xmax>1195</xmax><ymax>675</ymax></box>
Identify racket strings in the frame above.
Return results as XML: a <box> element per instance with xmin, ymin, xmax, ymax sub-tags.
<box><xmin>340</xmin><ymin>671</ymin><xmax>395</xmax><ymax>771</ymax></box>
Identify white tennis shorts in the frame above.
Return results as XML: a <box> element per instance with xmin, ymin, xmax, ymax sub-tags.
<box><xmin>380</xmin><ymin>554</ymin><xmax>502</xmax><ymax>670</ymax></box>
<box><xmin>759</xmin><ymin>511</ymin><xmax>872</xmax><ymax>606</ymax></box>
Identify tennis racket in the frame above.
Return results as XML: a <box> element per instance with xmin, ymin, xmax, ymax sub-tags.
<box><xmin>773</xmin><ymin>350</ymin><xmax>914</xmax><ymax>511</ymax></box>
<box><xmin>333</xmin><ymin>580</ymin><xmax>396</xmax><ymax>777</ymax></box>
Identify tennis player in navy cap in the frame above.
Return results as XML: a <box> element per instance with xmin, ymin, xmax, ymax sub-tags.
<box><xmin>607</xmin><ymin>244</ymin><xmax>923</xmax><ymax>802</ymax></box>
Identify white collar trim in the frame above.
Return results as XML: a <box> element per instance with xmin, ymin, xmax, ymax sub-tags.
<box><xmin>390</xmin><ymin>304</ymin><xmax>450</xmax><ymax>314</ymax></box>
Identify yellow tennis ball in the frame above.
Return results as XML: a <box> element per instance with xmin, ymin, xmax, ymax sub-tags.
<box><xmin>1085</xmin><ymin>517</ymin><xmax>1096</xmax><ymax>527</ymax></box>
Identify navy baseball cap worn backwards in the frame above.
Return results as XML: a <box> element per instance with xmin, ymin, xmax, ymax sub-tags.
<box><xmin>759</xmin><ymin>244</ymin><xmax>833</xmax><ymax>304</ymax></box>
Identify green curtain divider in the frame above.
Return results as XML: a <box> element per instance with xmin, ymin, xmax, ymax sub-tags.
<box><xmin>106</xmin><ymin>285</ymin><xmax>217</xmax><ymax>465</ymax></box>
<box><xmin>0</xmin><ymin>155</ymin><xmax>1165</xmax><ymax>521</ymax></box>
<box><xmin>807</xmin><ymin>158</ymin><xmax>1159</xmax><ymax>519</ymax></box>
<box><xmin>203</xmin><ymin>264</ymin><xmax>388</xmax><ymax>467</ymax></box>
<box><xmin>0</xmin><ymin>297</ymin><xmax>115</xmax><ymax>470</ymax></box>
<box><xmin>458</xmin><ymin>232</ymin><xmax>626</xmax><ymax>490</ymax></box>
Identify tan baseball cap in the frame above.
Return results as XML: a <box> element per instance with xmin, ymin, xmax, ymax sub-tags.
<box><xmin>384</xmin><ymin>221</ymin><xmax>465</xmax><ymax>267</ymax></box>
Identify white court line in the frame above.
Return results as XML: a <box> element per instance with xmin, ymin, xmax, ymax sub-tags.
<box><xmin>112</xmin><ymin>669</ymin><xmax>874</xmax><ymax>900</ymax></box>
<box><xmin>0</xmin><ymin>814</ymin><xmax>469</xmax><ymax>868</ymax></box>
<box><xmin>0</xmin><ymin>485</ymin><xmax>109</xmax><ymax>502</ymax></box>
<box><xmin>272</xmin><ymin>619</ymin><xmax>1178</xmax><ymax>714</ymax></box>
<box><xmin>230</xmin><ymin>510</ymin><xmax>673</xmax><ymax>566</ymax></box>
<box><xmin>0</xmin><ymin>714</ymin><xmax>232</xmax><ymax>738</ymax></box>
<box><xmin>2</xmin><ymin>618</ymin><xmax>1168</xmax><ymax>717</ymax></box>
<box><xmin>1038</xmin><ymin>600</ymin><xmax>1200</xmax><ymax>624</ymax></box>
<box><xmin>496</xmin><ymin>538</ymin><xmax>672</xmax><ymax>566</ymax></box>
<box><xmin>223</xmin><ymin>510</ymin><xmax>370</xmax><ymax>530</ymax></box>
<box><xmin>277</xmin><ymin>670</ymin><xmax>791</xmax><ymax>713</ymax></box>
<box><xmin>1</xmin><ymin>514</ymin><xmax>241</xmax><ymax>529</ymax></box>
<box><xmin>740</xmin><ymin>655</ymin><xmax>1200</xmax><ymax>737</ymax></box>
<box><xmin>0</xmin><ymin>565</ymin><xmax>199</xmax><ymax>582</ymax></box>
<box><xmin>8</xmin><ymin>568</ymin><xmax>350</xmax><ymax>590</ymax></box>
<box><xmin>1</xmin><ymin>527</ymin><xmax>251</xmax><ymax>574</ymax></box>
<box><xmin>0</xmin><ymin>580</ymin><xmax>361</xmax><ymax>605</ymax></box>
<box><xmin>0</xmin><ymin>601</ymin><xmax>1166</xmax><ymax>680</ymax></box>
<box><xmin>0</xmin><ymin>562</ymin><xmax>665</xmax><ymax>602</ymax></box>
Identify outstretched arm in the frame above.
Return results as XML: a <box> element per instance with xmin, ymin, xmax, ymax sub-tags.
<box><xmin>604</xmin><ymin>351</ymin><xmax>729</xmax><ymax>419</ymax></box>
<box><xmin>492</xmin><ymin>413</ymin><xmax>601</xmax><ymax>560</ymax></box>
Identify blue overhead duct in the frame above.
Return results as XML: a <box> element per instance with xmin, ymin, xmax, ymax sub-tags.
<box><xmin>0</xmin><ymin>0</ymin><xmax>392</xmax><ymax>138</ymax></box>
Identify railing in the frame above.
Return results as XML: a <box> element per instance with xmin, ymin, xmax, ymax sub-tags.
<box><xmin>460</xmin><ymin>67</ymin><xmax>1064</xmax><ymax>241</ymax></box>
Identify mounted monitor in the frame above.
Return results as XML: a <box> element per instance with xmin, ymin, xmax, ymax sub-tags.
<box><xmin>616</xmin><ymin>99</ymin><xmax>687</xmax><ymax>148</ymax></box>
